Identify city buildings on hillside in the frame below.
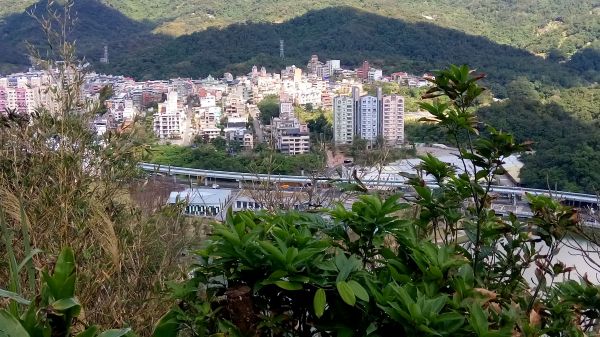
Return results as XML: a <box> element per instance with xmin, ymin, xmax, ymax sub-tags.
<box><xmin>228</xmin><ymin>128</ymin><xmax>254</xmax><ymax>150</ymax></box>
<box><xmin>356</xmin><ymin>60</ymin><xmax>370</xmax><ymax>80</ymax></box>
<box><xmin>2</xmin><ymin>54</ymin><xmax>428</xmax><ymax>150</ymax></box>
<box><xmin>326</xmin><ymin>60</ymin><xmax>341</xmax><ymax>78</ymax></box>
<box><xmin>368</xmin><ymin>68</ymin><xmax>383</xmax><ymax>81</ymax></box>
<box><xmin>306</xmin><ymin>55</ymin><xmax>322</xmax><ymax>75</ymax></box>
<box><xmin>333</xmin><ymin>86</ymin><xmax>405</xmax><ymax>147</ymax></box>
<box><xmin>279</xmin><ymin>100</ymin><xmax>294</xmax><ymax>119</ymax></box>
<box><xmin>106</xmin><ymin>93</ymin><xmax>137</xmax><ymax>122</ymax></box>
<box><xmin>194</xmin><ymin>106</ymin><xmax>221</xmax><ymax>131</ymax></box>
<box><xmin>0</xmin><ymin>71</ymin><xmax>51</xmax><ymax>115</ymax></box>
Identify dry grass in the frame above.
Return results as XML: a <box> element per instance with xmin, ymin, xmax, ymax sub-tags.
<box><xmin>0</xmin><ymin>2</ymin><xmax>207</xmax><ymax>334</ymax></box>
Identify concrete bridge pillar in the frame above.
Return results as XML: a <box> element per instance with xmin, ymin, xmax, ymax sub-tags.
<box><xmin>512</xmin><ymin>193</ymin><xmax>517</xmax><ymax>206</ymax></box>
<box><xmin>238</xmin><ymin>180</ymin><xmax>242</xmax><ymax>189</ymax></box>
<box><xmin>205</xmin><ymin>177</ymin><xmax>209</xmax><ymax>186</ymax></box>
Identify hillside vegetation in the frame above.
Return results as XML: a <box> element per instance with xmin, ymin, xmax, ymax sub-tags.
<box><xmin>1</xmin><ymin>0</ymin><xmax>598</xmax><ymax>58</ymax></box>
<box><xmin>1</xmin><ymin>1</ymin><xmax>598</xmax><ymax>92</ymax></box>
<box><xmin>103</xmin><ymin>7</ymin><xmax>595</xmax><ymax>96</ymax></box>
<box><xmin>479</xmin><ymin>84</ymin><xmax>600</xmax><ymax>193</ymax></box>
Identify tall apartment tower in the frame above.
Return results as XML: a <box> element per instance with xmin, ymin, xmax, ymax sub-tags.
<box><xmin>333</xmin><ymin>95</ymin><xmax>355</xmax><ymax>145</ymax></box>
<box><xmin>334</xmin><ymin>86</ymin><xmax>405</xmax><ymax>146</ymax></box>
<box><xmin>352</xmin><ymin>86</ymin><xmax>361</xmax><ymax>138</ymax></box>
<box><xmin>153</xmin><ymin>90</ymin><xmax>182</xmax><ymax>139</ymax></box>
<box><xmin>358</xmin><ymin>95</ymin><xmax>379</xmax><ymax>142</ymax></box>
<box><xmin>381</xmin><ymin>95</ymin><xmax>405</xmax><ymax>145</ymax></box>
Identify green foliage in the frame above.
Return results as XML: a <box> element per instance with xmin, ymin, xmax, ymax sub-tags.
<box><xmin>0</xmin><ymin>248</ymin><xmax>131</xmax><ymax>337</ymax></box>
<box><xmin>306</xmin><ymin>113</ymin><xmax>333</xmax><ymax>141</ymax></box>
<box><xmin>506</xmin><ymin>77</ymin><xmax>540</xmax><ymax>101</ymax></box>
<box><xmin>405</xmin><ymin>121</ymin><xmax>449</xmax><ymax>144</ymax></box>
<box><xmin>1</xmin><ymin>0</ymin><xmax>598</xmax><ymax>97</ymax></box>
<box><xmin>148</xmin><ymin>144</ymin><xmax>325</xmax><ymax>175</ymax></box>
<box><xmin>258</xmin><ymin>95</ymin><xmax>280</xmax><ymax>125</ymax></box>
<box><xmin>407</xmin><ymin>67</ymin><xmax>599</xmax><ymax>193</ymax></box>
<box><xmin>1</xmin><ymin>1</ymin><xmax>598</xmax><ymax>108</ymax></box>
<box><xmin>3</xmin><ymin>0</ymin><xmax>599</xmax><ymax>59</ymax></box>
<box><xmin>347</xmin><ymin>137</ymin><xmax>416</xmax><ymax>166</ymax></box>
<box><xmin>153</xmin><ymin>65</ymin><xmax>600</xmax><ymax>336</ymax></box>
<box><xmin>0</xmin><ymin>7</ymin><xmax>196</xmax><ymax>334</ymax></box>
<box><xmin>364</xmin><ymin>83</ymin><xmax>427</xmax><ymax>112</ymax></box>
<box><xmin>478</xmin><ymin>85</ymin><xmax>600</xmax><ymax>193</ymax></box>
<box><xmin>568</xmin><ymin>45</ymin><xmax>600</xmax><ymax>82</ymax></box>
<box><xmin>153</xmin><ymin>193</ymin><xmax>595</xmax><ymax>336</ymax></box>
<box><xmin>102</xmin><ymin>7</ymin><xmax>594</xmax><ymax>95</ymax></box>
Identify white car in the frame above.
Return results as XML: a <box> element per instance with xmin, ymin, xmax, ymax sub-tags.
<box><xmin>212</xmin><ymin>184</ymin><xmax>220</xmax><ymax>189</ymax></box>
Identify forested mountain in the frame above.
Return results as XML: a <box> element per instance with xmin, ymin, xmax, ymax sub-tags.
<box><xmin>479</xmin><ymin>83</ymin><xmax>600</xmax><ymax>193</ymax></box>
<box><xmin>1</xmin><ymin>0</ymin><xmax>599</xmax><ymax>58</ymax></box>
<box><xmin>1</xmin><ymin>0</ymin><xmax>598</xmax><ymax>89</ymax></box>
<box><xmin>0</xmin><ymin>0</ymin><xmax>166</xmax><ymax>74</ymax></box>
<box><xmin>100</xmin><ymin>7</ymin><xmax>597</xmax><ymax>96</ymax></box>
<box><xmin>1</xmin><ymin>1</ymin><xmax>597</xmax><ymax>97</ymax></box>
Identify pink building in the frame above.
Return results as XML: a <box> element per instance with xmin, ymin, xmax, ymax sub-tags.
<box><xmin>381</xmin><ymin>95</ymin><xmax>405</xmax><ymax>146</ymax></box>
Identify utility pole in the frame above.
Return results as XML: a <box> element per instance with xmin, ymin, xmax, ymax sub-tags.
<box><xmin>280</xmin><ymin>39</ymin><xmax>285</xmax><ymax>59</ymax></box>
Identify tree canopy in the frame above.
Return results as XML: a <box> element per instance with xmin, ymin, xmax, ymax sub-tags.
<box><xmin>257</xmin><ymin>95</ymin><xmax>280</xmax><ymax>125</ymax></box>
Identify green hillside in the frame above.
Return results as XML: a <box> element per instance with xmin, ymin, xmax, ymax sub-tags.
<box><xmin>0</xmin><ymin>0</ymin><xmax>165</xmax><ymax>74</ymax></box>
<box><xmin>102</xmin><ymin>7</ymin><xmax>594</xmax><ymax>97</ymax></box>
<box><xmin>1</xmin><ymin>0</ymin><xmax>598</xmax><ymax>57</ymax></box>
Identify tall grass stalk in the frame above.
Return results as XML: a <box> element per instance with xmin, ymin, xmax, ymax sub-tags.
<box><xmin>0</xmin><ymin>1</ymin><xmax>204</xmax><ymax>334</ymax></box>
<box><xmin>0</xmin><ymin>208</ymin><xmax>20</xmax><ymax>316</ymax></box>
<box><xmin>18</xmin><ymin>201</ymin><xmax>36</xmax><ymax>296</ymax></box>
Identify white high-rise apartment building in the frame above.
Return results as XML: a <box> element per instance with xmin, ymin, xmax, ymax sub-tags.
<box><xmin>327</xmin><ymin>60</ymin><xmax>341</xmax><ymax>75</ymax></box>
<box><xmin>153</xmin><ymin>90</ymin><xmax>183</xmax><ymax>139</ymax></box>
<box><xmin>381</xmin><ymin>95</ymin><xmax>405</xmax><ymax>146</ymax></box>
<box><xmin>333</xmin><ymin>96</ymin><xmax>354</xmax><ymax>145</ymax></box>
<box><xmin>166</xmin><ymin>90</ymin><xmax>178</xmax><ymax>113</ymax></box>
<box><xmin>358</xmin><ymin>96</ymin><xmax>379</xmax><ymax>142</ymax></box>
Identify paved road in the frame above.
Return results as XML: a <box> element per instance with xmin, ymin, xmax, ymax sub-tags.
<box><xmin>252</xmin><ymin>114</ymin><xmax>265</xmax><ymax>144</ymax></box>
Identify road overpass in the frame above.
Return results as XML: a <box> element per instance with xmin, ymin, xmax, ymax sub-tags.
<box><xmin>139</xmin><ymin>163</ymin><xmax>599</xmax><ymax>207</ymax></box>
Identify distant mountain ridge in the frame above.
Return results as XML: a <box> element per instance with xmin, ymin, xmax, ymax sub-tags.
<box><xmin>0</xmin><ymin>1</ymin><xmax>598</xmax><ymax>97</ymax></box>
<box><xmin>0</xmin><ymin>0</ymin><xmax>165</xmax><ymax>74</ymax></box>
<box><xmin>1</xmin><ymin>0</ymin><xmax>598</xmax><ymax>58</ymax></box>
<box><xmin>99</xmin><ymin>6</ymin><xmax>595</xmax><ymax>94</ymax></box>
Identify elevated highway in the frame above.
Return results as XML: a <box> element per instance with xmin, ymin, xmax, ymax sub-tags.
<box><xmin>139</xmin><ymin>162</ymin><xmax>599</xmax><ymax>207</ymax></box>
